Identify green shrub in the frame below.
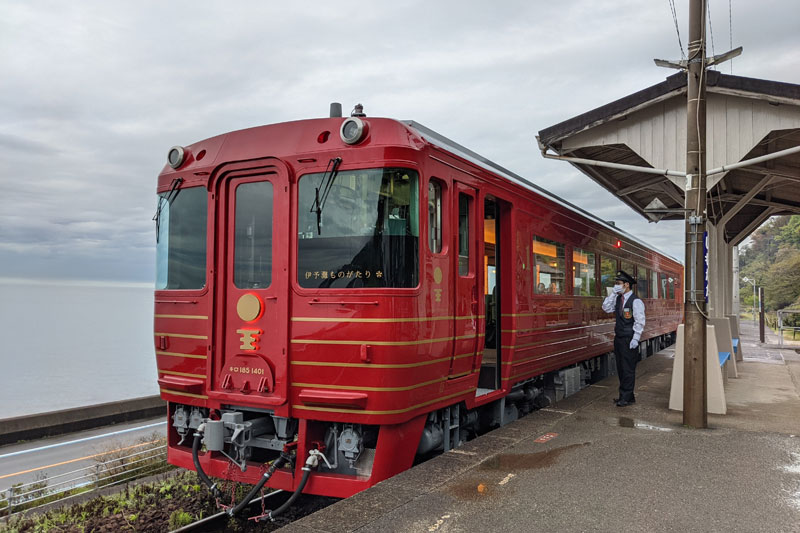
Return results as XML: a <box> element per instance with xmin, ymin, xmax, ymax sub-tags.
<box><xmin>168</xmin><ymin>509</ymin><xmax>194</xmax><ymax>529</ymax></box>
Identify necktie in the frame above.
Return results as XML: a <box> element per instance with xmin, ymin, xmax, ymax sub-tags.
<box><xmin>616</xmin><ymin>294</ymin><xmax>623</xmax><ymax>315</ymax></box>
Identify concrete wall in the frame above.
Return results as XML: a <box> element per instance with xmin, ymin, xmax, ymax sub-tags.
<box><xmin>0</xmin><ymin>396</ymin><xmax>166</xmax><ymax>446</ymax></box>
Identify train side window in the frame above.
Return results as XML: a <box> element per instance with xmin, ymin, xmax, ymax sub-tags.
<box><xmin>533</xmin><ymin>236</ymin><xmax>565</xmax><ymax>295</ymax></box>
<box><xmin>573</xmin><ymin>248</ymin><xmax>596</xmax><ymax>297</ymax></box>
<box><xmin>660</xmin><ymin>273</ymin><xmax>668</xmax><ymax>299</ymax></box>
<box><xmin>428</xmin><ymin>180</ymin><xmax>443</xmax><ymax>254</ymax></box>
<box><xmin>600</xmin><ymin>256</ymin><xmax>617</xmax><ymax>296</ymax></box>
<box><xmin>667</xmin><ymin>275</ymin><xmax>675</xmax><ymax>299</ymax></box>
<box><xmin>458</xmin><ymin>193</ymin><xmax>471</xmax><ymax>276</ymax></box>
<box><xmin>652</xmin><ymin>271</ymin><xmax>660</xmax><ymax>298</ymax></box>
<box><xmin>637</xmin><ymin>266</ymin><xmax>649</xmax><ymax>298</ymax></box>
<box><xmin>621</xmin><ymin>261</ymin><xmax>634</xmax><ymax>278</ymax></box>
<box><xmin>155</xmin><ymin>186</ymin><xmax>208</xmax><ymax>290</ymax></box>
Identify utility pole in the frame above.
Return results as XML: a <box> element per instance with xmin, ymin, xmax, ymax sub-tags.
<box><xmin>759</xmin><ymin>287</ymin><xmax>765</xmax><ymax>342</ymax></box>
<box><xmin>732</xmin><ymin>246</ymin><xmax>740</xmax><ymax>317</ymax></box>
<box><xmin>653</xmin><ymin>1</ymin><xmax>740</xmax><ymax>428</ymax></box>
<box><xmin>683</xmin><ymin>0</ymin><xmax>708</xmax><ymax>428</ymax></box>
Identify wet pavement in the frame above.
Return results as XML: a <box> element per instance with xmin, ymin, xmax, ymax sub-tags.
<box><xmin>281</xmin><ymin>323</ymin><xmax>800</xmax><ymax>533</ymax></box>
<box><xmin>739</xmin><ymin>318</ymin><xmax>800</xmax><ymax>362</ymax></box>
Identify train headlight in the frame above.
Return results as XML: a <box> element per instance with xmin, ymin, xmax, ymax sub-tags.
<box><xmin>167</xmin><ymin>146</ymin><xmax>186</xmax><ymax>169</ymax></box>
<box><xmin>340</xmin><ymin>117</ymin><xmax>366</xmax><ymax>145</ymax></box>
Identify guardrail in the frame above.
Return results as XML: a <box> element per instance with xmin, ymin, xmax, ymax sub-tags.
<box><xmin>0</xmin><ymin>440</ymin><xmax>173</xmax><ymax>517</ymax></box>
<box><xmin>777</xmin><ymin>309</ymin><xmax>800</xmax><ymax>346</ymax></box>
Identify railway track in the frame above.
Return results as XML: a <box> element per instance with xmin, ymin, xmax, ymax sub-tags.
<box><xmin>170</xmin><ymin>490</ymin><xmax>337</xmax><ymax>533</ymax></box>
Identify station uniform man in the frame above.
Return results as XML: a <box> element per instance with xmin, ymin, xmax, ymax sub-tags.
<box><xmin>602</xmin><ymin>270</ymin><xmax>646</xmax><ymax>407</ymax></box>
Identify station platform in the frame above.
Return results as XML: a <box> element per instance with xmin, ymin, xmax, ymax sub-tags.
<box><xmin>281</xmin><ymin>322</ymin><xmax>800</xmax><ymax>532</ymax></box>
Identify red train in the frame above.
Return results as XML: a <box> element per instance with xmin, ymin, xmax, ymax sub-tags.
<box><xmin>154</xmin><ymin>106</ymin><xmax>682</xmax><ymax>507</ymax></box>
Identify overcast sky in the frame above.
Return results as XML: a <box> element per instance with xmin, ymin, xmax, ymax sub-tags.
<box><xmin>2</xmin><ymin>1</ymin><xmax>798</xmax><ymax>283</ymax></box>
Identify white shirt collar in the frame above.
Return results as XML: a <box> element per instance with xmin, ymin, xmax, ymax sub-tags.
<box><xmin>622</xmin><ymin>290</ymin><xmax>633</xmax><ymax>303</ymax></box>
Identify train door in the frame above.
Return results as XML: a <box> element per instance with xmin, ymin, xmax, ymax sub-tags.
<box><xmin>479</xmin><ymin>197</ymin><xmax>502</xmax><ymax>391</ymax></box>
<box><xmin>212</xmin><ymin>165</ymin><xmax>289</xmax><ymax>406</ymax></box>
<box><xmin>449</xmin><ymin>182</ymin><xmax>479</xmax><ymax>379</ymax></box>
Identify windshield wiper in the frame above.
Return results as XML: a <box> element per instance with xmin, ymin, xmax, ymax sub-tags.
<box><xmin>153</xmin><ymin>177</ymin><xmax>184</xmax><ymax>242</ymax></box>
<box><xmin>310</xmin><ymin>157</ymin><xmax>342</xmax><ymax>235</ymax></box>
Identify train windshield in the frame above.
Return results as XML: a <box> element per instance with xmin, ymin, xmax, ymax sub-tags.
<box><xmin>297</xmin><ymin>168</ymin><xmax>419</xmax><ymax>289</ymax></box>
<box><xmin>155</xmin><ymin>186</ymin><xmax>207</xmax><ymax>290</ymax></box>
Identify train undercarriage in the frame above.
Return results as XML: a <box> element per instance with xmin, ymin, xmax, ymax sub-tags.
<box><xmin>169</xmin><ymin>332</ymin><xmax>675</xmax><ymax>517</ymax></box>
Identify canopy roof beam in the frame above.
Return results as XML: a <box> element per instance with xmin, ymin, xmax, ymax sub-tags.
<box><xmin>617</xmin><ymin>175</ymin><xmax>671</xmax><ymax>196</ymax></box>
<box><xmin>731</xmin><ymin>207</ymin><xmax>778</xmax><ymax>246</ymax></box>
<box><xmin>718</xmin><ymin>174</ymin><xmax>775</xmax><ymax>226</ymax></box>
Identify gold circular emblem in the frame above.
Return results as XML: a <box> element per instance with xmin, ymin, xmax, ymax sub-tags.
<box><xmin>433</xmin><ymin>267</ymin><xmax>443</xmax><ymax>284</ymax></box>
<box><xmin>237</xmin><ymin>293</ymin><xmax>262</xmax><ymax>322</ymax></box>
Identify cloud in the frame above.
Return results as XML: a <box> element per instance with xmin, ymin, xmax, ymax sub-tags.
<box><xmin>1</xmin><ymin>0</ymin><xmax>796</xmax><ymax>281</ymax></box>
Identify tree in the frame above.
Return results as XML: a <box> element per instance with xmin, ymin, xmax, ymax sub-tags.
<box><xmin>777</xmin><ymin>215</ymin><xmax>800</xmax><ymax>248</ymax></box>
<box><xmin>739</xmin><ymin>215</ymin><xmax>800</xmax><ymax>313</ymax></box>
<box><xmin>763</xmin><ymin>248</ymin><xmax>800</xmax><ymax>311</ymax></box>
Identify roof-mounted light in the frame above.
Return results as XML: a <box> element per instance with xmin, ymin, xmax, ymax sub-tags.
<box><xmin>167</xmin><ymin>146</ymin><xmax>185</xmax><ymax>169</ymax></box>
<box><xmin>340</xmin><ymin>117</ymin><xmax>367</xmax><ymax>145</ymax></box>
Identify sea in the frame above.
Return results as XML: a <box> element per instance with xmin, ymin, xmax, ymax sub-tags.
<box><xmin>0</xmin><ymin>278</ymin><xmax>159</xmax><ymax>418</ymax></box>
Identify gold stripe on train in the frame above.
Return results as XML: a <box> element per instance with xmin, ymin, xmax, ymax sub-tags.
<box><xmin>156</xmin><ymin>351</ymin><xmax>208</xmax><ymax>360</ymax></box>
<box><xmin>293</xmin><ymin>369</ymin><xmax>479</xmax><ymax>392</ymax></box>
<box><xmin>448</xmin><ymin>369</ymin><xmax>479</xmax><ymax>379</ymax></box>
<box><xmin>502</xmin><ymin>322</ymin><xmax>614</xmax><ymax>335</ymax></box>
<box><xmin>502</xmin><ymin>314</ymin><xmax>672</xmax><ymax>333</ymax></box>
<box><xmin>292</xmin><ymin>388</ymin><xmax>476</xmax><ymax>415</ymax></box>
<box><xmin>155</xmin><ymin>314</ymin><xmax>209</xmax><ymax>320</ymax></box>
<box><xmin>501</xmin><ymin>340</ymin><xmax>614</xmax><ymax>378</ymax></box>
<box><xmin>501</xmin><ymin>311</ymin><xmax>572</xmax><ymax>318</ymax></box>
<box><xmin>501</xmin><ymin>342</ymin><xmax>596</xmax><ymax>366</ymax></box>
<box><xmin>291</xmin><ymin>315</ymin><xmax>483</xmax><ymax>323</ymax></box>
<box><xmin>160</xmin><ymin>370</ymin><xmax>207</xmax><ymax>379</ymax></box>
<box><xmin>501</xmin><ymin>335</ymin><xmax>585</xmax><ymax>351</ymax></box>
<box><xmin>290</xmin><ymin>333</ymin><xmax>484</xmax><ymax>347</ymax></box>
<box><xmin>154</xmin><ymin>332</ymin><xmax>209</xmax><ymax>340</ymax></box>
<box><xmin>159</xmin><ymin>388</ymin><xmax>209</xmax><ymax>400</ymax></box>
<box><xmin>290</xmin><ymin>351</ymin><xmax>479</xmax><ymax>369</ymax></box>
<box><xmin>292</xmin><ymin>376</ymin><xmax>447</xmax><ymax>392</ymax></box>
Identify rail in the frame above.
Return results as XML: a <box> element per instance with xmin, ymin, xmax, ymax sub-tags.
<box><xmin>169</xmin><ymin>490</ymin><xmax>287</xmax><ymax>533</ymax></box>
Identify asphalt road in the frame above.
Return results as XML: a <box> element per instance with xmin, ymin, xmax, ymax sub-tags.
<box><xmin>0</xmin><ymin>417</ymin><xmax>167</xmax><ymax>494</ymax></box>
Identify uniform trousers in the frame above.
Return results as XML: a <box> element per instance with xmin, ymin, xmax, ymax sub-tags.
<box><xmin>613</xmin><ymin>336</ymin><xmax>638</xmax><ymax>402</ymax></box>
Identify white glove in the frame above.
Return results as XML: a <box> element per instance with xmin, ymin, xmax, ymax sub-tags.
<box><xmin>612</xmin><ymin>284</ymin><xmax>623</xmax><ymax>294</ymax></box>
<box><xmin>630</xmin><ymin>339</ymin><xmax>639</xmax><ymax>350</ymax></box>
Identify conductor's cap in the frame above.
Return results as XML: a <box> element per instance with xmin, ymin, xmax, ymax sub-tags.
<box><xmin>615</xmin><ymin>270</ymin><xmax>636</xmax><ymax>284</ymax></box>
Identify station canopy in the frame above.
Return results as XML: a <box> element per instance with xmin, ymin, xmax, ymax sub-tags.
<box><xmin>537</xmin><ymin>71</ymin><xmax>800</xmax><ymax>246</ymax></box>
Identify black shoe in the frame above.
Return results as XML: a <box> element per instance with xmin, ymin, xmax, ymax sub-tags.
<box><xmin>615</xmin><ymin>400</ymin><xmax>634</xmax><ymax>407</ymax></box>
<box><xmin>612</xmin><ymin>397</ymin><xmax>635</xmax><ymax>404</ymax></box>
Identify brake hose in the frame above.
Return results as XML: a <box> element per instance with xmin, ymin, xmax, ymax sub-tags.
<box><xmin>228</xmin><ymin>452</ymin><xmax>290</xmax><ymax>516</ymax></box>
<box><xmin>262</xmin><ymin>448</ymin><xmax>332</xmax><ymax>521</ymax></box>
<box><xmin>192</xmin><ymin>431</ymin><xmax>221</xmax><ymax>498</ymax></box>
<box><xmin>264</xmin><ymin>467</ymin><xmax>312</xmax><ymax>521</ymax></box>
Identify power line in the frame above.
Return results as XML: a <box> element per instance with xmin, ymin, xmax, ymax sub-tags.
<box><xmin>728</xmin><ymin>0</ymin><xmax>734</xmax><ymax>74</ymax></box>
<box><xmin>707</xmin><ymin>0</ymin><xmax>716</xmax><ymax>69</ymax></box>
<box><xmin>668</xmin><ymin>0</ymin><xmax>686</xmax><ymax>59</ymax></box>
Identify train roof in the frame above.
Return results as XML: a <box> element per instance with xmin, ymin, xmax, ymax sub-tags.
<box><xmin>403</xmin><ymin>120</ymin><xmax>682</xmax><ymax>265</ymax></box>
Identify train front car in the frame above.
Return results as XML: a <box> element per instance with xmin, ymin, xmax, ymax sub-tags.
<box><xmin>154</xmin><ymin>116</ymin><xmax>449</xmax><ymax>501</ymax></box>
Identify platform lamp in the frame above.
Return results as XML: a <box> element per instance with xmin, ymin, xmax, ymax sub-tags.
<box><xmin>742</xmin><ymin>277</ymin><xmax>757</xmax><ymax>324</ymax></box>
